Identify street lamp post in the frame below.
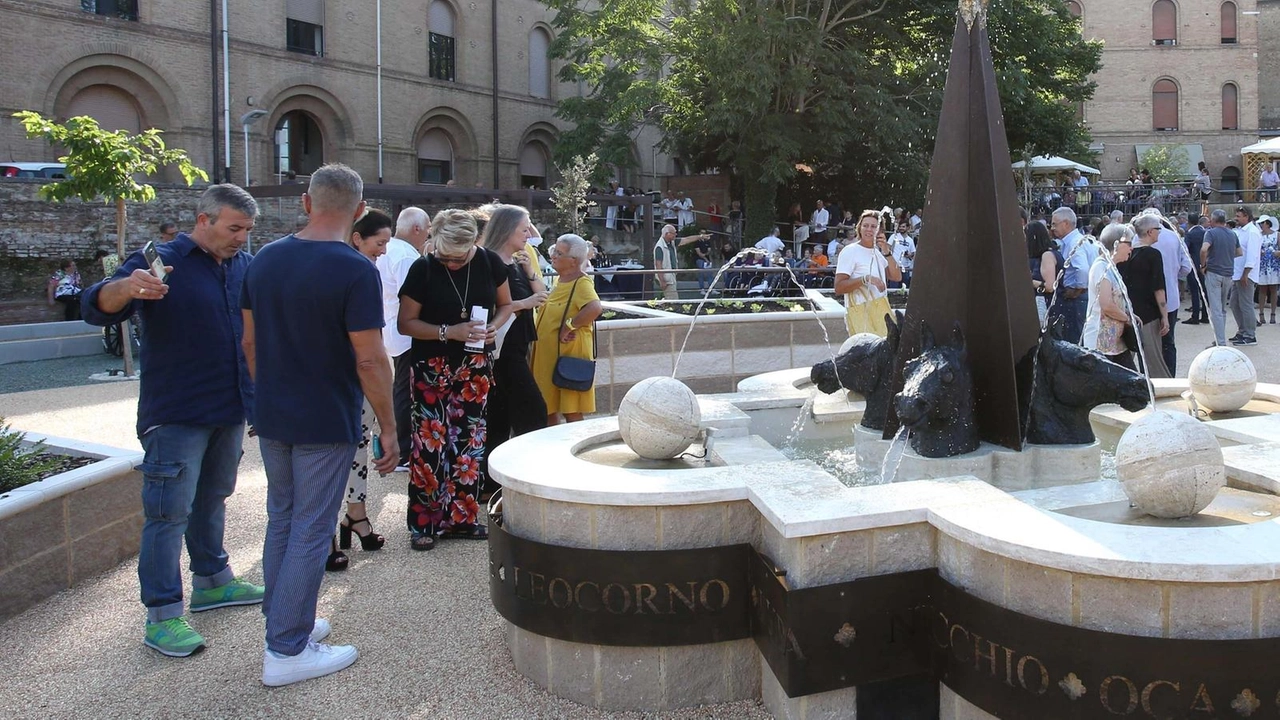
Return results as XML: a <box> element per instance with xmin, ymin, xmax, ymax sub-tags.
<box><xmin>240</xmin><ymin>109</ymin><xmax>269</xmax><ymax>187</ymax></box>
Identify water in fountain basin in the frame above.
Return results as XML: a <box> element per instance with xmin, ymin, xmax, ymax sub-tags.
<box><xmin>878</xmin><ymin>426</ymin><xmax>910</xmax><ymax>485</ymax></box>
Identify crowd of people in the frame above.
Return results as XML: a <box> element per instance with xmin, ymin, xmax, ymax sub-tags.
<box><xmin>79</xmin><ymin>164</ymin><xmax>603</xmax><ymax>686</ymax></box>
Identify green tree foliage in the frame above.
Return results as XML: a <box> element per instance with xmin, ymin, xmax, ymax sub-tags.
<box><xmin>1140</xmin><ymin>144</ymin><xmax>1192</xmax><ymax>183</ymax></box>
<box><xmin>14</xmin><ymin>110</ymin><xmax>207</xmax><ymax>375</ymax></box>
<box><xmin>0</xmin><ymin>418</ymin><xmax>61</xmax><ymax>493</ymax></box>
<box><xmin>546</xmin><ymin>0</ymin><xmax>1101</xmax><ymax>239</ymax></box>
<box><xmin>551</xmin><ymin>153</ymin><xmax>597</xmax><ymax>235</ymax></box>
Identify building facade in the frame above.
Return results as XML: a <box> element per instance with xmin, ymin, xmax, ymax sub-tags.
<box><xmin>0</xmin><ymin>0</ymin><xmax>668</xmax><ymax>189</ymax></box>
<box><xmin>1073</xmin><ymin>0</ymin><xmax>1262</xmax><ymax>186</ymax></box>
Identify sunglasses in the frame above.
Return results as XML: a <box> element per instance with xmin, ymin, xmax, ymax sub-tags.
<box><xmin>435</xmin><ymin>247</ymin><xmax>473</xmax><ymax>265</ymax></box>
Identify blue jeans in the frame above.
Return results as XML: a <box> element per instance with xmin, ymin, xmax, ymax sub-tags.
<box><xmin>138</xmin><ymin>424</ymin><xmax>244</xmax><ymax>623</ymax></box>
<box><xmin>260</xmin><ymin>439</ymin><xmax>356</xmax><ymax>656</ymax></box>
<box><xmin>1047</xmin><ymin>294</ymin><xmax>1087</xmax><ymax>344</ymax></box>
<box><xmin>695</xmin><ymin>258</ymin><xmax>713</xmax><ymax>292</ymax></box>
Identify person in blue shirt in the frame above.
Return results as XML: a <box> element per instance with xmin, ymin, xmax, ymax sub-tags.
<box><xmin>1047</xmin><ymin>206</ymin><xmax>1097</xmax><ymax>344</ymax></box>
<box><xmin>241</xmin><ymin>164</ymin><xmax>397</xmax><ymax>687</ymax></box>
<box><xmin>80</xmin><ymin>184</ymin><xmax>262</xmax><ymax>659</ymax></box>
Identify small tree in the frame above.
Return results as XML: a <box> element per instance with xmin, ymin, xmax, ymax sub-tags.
<box><xmin>14</xmin><ymin>111</ymin><xmax>208</xmax><ymax>376</ymax></box>
<box><xmin>1139</xmin><ymin>144</ymin><xmax>1192</xmax><ymax>183</ymax></box>
<box><xmin>551</xmin><ymin>152</ymin><xmax>596</xmax><ymax>236</ymax></box>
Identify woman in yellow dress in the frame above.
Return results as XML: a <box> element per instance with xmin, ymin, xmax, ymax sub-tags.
<box><xmin>532</xmin><ymin>234</ymin><xmax>604</xmax><ymax>424</ymax></box>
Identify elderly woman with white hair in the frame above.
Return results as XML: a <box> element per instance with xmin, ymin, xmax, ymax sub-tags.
<box><xmin>532</xmin><ymin>234</ymin><xmax>604</xmax><ymax>425</ymax></box>
<box><xmin>397</xmin><ymin>209</ymin><xmax>513</xmax><ymax>549</ymax></box>
<box><xmin>1082</xmin><ymin>222</ymin><xmax>1137</xmax><ymax>370</ymax></box>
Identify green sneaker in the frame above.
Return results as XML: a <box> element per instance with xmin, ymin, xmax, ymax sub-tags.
<box><xmin>144</xmin><ymin>617</ymin><xmax>206</xmax><ymax>657</ymax></box>
<box><xmin>190</xmin><ymin>577</ymin><xmax>265</xmax><ymax>612</ymax></box>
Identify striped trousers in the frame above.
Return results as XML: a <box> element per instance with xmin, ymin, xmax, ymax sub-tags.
<box><xmin>259</xmin><ymin>439</ymin><xmax>358</xmax><ymax>656</ymax></box>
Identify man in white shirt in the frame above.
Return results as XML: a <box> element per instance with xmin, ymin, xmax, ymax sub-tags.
<box><xmin>1260</xmin><ymin>165</ymin><xmax>1279</xmax><ymax>203</ymax></box>
<box><xmin>653</xmin><ymin>224</ymin><xmax>701</xmax><ymax>299</ymax></box>
<box><xmin>887</xmin><ymin>220</ymin><xmax>916</xmax><ymax>287</ymax></box>
<box><xmin>811</xmin><ymin>200</ymin><xmax>830</xmax><ymax>245</ymax></box>
<box><xmin>1138</xmin><ymin>210</ymin><xmax>1193</xmax><ymax>371</ymax></box>
<box><xmin>910</xmin><ymin>209</ymin><xmax>922</xmax><ymax>235</ymax></box>
<box><xmin>376</xmin><ymin>206</ymin><xmax>429</xmax><ymax>467</ymax></box>
<box><xmin>1230</xmin><ymin>206</ymin><xmax>1263</xmax><ymax>345</ymax></box>
<box><xmin>827</xmin><ymin>234</ymin><xmax>842</xmax><ymax>260</ymax></box>
<box><xmin>755</xmin><ymin>227</ymin><xmax>785</xmax><ymax>256</ymax></box>
<box><xmin>675</xmin><ymin>191</ymin><xmax>695</xmax><ymax>228</ymax></box>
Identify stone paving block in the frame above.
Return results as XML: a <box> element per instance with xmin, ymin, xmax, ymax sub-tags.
<box><xmin>0</xmin><ymin>495</ymin><xmax>66</xmax><ymax>570</ymax></box>
<box><xmin>593</xmin><ymin>505</ymin><xmax>659</xmax><ymax>551</ymax></box>
<box><xmin>1074</xmin><ymin>575</ymin><xmax>1164</xmax><ymax>638</ymax></box>
<box><xmin>545</xmin><ymin>636</ymin><xmax>597</xmax><ymax>706</ymax></box>
<box><xmin>70</xmin><ymin>512</ymin><xmax>142</xmax><ymax>585</ymax></box>
<box><xmin>598</xmin><ymin>646</ymin><xmax>662</xmax><ymax>710</ymax></box>
<box><xmin>1167</xmin><ymin>582</ymin><xmax>1255</xmax><ymax>639</ymax></box>
<box><xmin>540</xmin><ymin>498</ymin><xmax>596</xmax><ymax>550</ymax></box>
<box><xmin>870</xmin><ymin>523</ymin><xmax>936</xmax><ymax>576</ymax></box>
<box><xmin>1003</xmin><ymin>559</ymin><xmax>1073</xmax><ymax>625</ymax></box>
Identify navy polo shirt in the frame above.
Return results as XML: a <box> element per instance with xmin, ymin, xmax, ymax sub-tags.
<box><xmin>240</xmin><ymin>235</ymin><xmax>383</xmax><ymax>445</ymax></box>
<box><xmin>81</xmin><ymin>234</ymin><xmax>254</xmax><ymax>436</ymax></box>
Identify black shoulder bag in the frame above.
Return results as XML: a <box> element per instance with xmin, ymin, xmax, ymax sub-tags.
<box><xmin>551</xmin><ymin>278</ymin><xmax>597</xmax><ymax>391</ymax></box>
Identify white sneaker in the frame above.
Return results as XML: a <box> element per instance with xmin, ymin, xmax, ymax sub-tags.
<box><xmin>309</xmin><ymin>618</ymin><xmax>330</xmax><ymax>643</ymax></box>
<box><xmin>262</xmin><ymin>642</ymin><xmax>358</xmax><ymax>687</ymax></box>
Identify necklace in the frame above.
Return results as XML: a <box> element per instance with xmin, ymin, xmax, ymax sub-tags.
<box><xmin>441</xmin><ymin>253</ymin><xmax>473</xmax><ymax>319</ymax></box>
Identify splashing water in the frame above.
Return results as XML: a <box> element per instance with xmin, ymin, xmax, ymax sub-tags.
<box><xmin>877</xmin><ymin>426</ymin><xmax>911</xmax><ymax>485</ymax></box>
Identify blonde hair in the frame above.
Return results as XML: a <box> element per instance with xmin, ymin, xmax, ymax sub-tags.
<box><xmin>430</xmin><ymin>208</ymin><xmax>479</xmax><ymax>254</ymax></box>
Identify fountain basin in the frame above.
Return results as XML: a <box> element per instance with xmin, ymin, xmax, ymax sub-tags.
<box><xmin>490</xmin><ymin>373</ymin><xmax>1280</xmax><ymax>717</ymax></box>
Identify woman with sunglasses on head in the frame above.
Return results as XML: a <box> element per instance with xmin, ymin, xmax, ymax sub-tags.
<box><xmin>396</xmin><ymin>209</ymin><xmax>513</xmax><ymax>550</ymax></box>
<box><xmin>531</xmin><ymin>234</ymin><xmax>603</xmax><ymax>426</ymax></box>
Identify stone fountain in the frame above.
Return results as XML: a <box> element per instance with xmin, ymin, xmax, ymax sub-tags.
<box><xmin>486</xmin><ymin>2</ymin><xmax>1280</xmax><ymax>717</ymax></box>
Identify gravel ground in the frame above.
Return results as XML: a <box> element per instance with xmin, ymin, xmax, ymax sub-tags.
<box><xmin>0</xmin><ymin>324</ymin><xmax>1276</xmax><ymax>718</ymax></box>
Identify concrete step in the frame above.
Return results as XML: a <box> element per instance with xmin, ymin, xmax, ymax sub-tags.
<box><xmin>0</xmin><ymin>321</ymin><xmax>104</xmax><ymax>365</ymax></box>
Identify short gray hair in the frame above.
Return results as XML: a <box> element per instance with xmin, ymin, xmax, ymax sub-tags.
<box><xmin>395</xmin><ymin>207</ymin><xmax>428</xmax><ymax>237</ymax></box>
<box><xmin>1097</xmin><ymin>222</ymin><xmax>1133</xmax><ymax>252</ymax></box>
<box><xmin>555</xmin><ymin>233</ymin><xmax>591</xmax><ymax>271</ymax></box>
<box><xmin>1132</xmin><ymin>214</ymin><xmax>1163</xmax><ymax>237</ymax></box>
<box><xmin>1109</xmin><ymin>210</ymin><xmax>1123</xmax><ymax>221</ymax></box>
<box><xmin>197</xmin><ymin>184</ymin><xmax>258</xmax><ymax>222</ymax></box>
<box><xmin>660</xmin><ymin>224</ymin><xmax>676</xmax><ymax>235</ymax></box>
<box><xmin>1051</xmin><ymin>207</ymin><xmax>1077</xmax><ymax>226</ymax></box>
<box><xmin>307</xmin><ymin>163</ymin><xmax>363</xmax><ymax>214</ymax></box>
<box><xmin>1210</xmin><ymin>209</ymin><xmax>1228</xmax><ymax>224</ymax></box>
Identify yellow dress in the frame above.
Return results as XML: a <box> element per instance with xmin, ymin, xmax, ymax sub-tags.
<box><xmin>532</xmin><ymin>276</ymin><xmax>599</xmax><ymax>415</ymax></box>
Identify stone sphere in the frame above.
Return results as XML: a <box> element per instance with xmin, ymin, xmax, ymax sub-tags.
<box><xmin>1115</xmin><ymin>410</ymin><xmax>1225</xmax><ymax>518</ymax></box>
<box><xmin>838</xmin><ymin>333</ymin><xmax>881</xmax><ymax>356</ymax></box>
<box><xmin>1188</xmin><ymin>346</ymin><xmax>1257</xmax><ymax>413</ymax></box>
<box><xmin>618</xmin><ymin>377</ymin><xmax>702</xmax><ymax>459</ymax></box>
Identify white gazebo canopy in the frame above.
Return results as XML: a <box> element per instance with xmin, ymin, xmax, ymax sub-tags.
<box><xmin>1241</xmin><ymin>137</ymin><xmax>1280</xmax><ymax>155</ymax></box>
<box><xmin>1010</xmin><ymin>155</ymin><xmax>1101</xmax><ymax>175</ymax></box>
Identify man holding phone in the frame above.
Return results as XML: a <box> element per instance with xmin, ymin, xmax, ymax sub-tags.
<box><xmin>80</xmin><ymin>184</ymin><xmax>262</xmax><ymax>659</ymax></box>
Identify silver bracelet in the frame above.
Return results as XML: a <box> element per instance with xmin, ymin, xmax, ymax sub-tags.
<box><xmin>438</xmin><ymin>323</ymin><xmax>448</xmax><ymax>342</ymax></box>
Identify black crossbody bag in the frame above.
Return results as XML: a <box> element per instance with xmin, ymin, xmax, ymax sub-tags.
<box><xmin>551</xmin><ymin>278</ymin><xmax>597</xmax><ymax>391</ymax></box>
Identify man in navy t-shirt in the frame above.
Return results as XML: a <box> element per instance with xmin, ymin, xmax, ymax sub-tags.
<box><xmin>241</xmin><ymin>163</ymin><xmax>398</xmax><ymax>687</ymax></box>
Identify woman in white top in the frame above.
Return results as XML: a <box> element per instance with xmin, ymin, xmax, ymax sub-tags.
<box><xmin>834</xmin><ymin>210</ymin><xmax>901</xmax><ymax>337</ymax></box>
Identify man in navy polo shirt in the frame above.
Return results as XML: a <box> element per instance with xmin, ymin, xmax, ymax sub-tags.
<box><xmin>82</xmin><ymin>184</ymin><xmax>262</xmax><ymax>658</ymax></box>
<box><xmin>241</xmin><ymin>164</ymin><xmax>398</xmax><ymax>687</ymax></box>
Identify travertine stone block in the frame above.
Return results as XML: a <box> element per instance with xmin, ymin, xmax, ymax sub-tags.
<box><xmin>658</xmin><ymin>504</ymin><xmax>727</xmax><ymax>549</ymax></box>
<box><xmin>499</xmin><ymin>490</ymin><xmax>544</xmax><ymax>542</ymax></box>
<box><xmin>1003</xmin><ymin>560</ymin><xmax>1073</xmax><ymax>625</ymax></box>
<box><xmin>722</xmin><ymin>500</ymin><xmax>760</xmax><ymax>547</ymax></box>
<box><xmin>540</xmin><ymin>498</ymin><xmax>596</xmax><ymax>550</ymax></box>
<box><xmin>937</xmin><ymin>534</ymin><xmax>1005</xmax><ymax>607</ymax></box>
<box><xmin>1167</xmin><ymin>582</ymin><xmax>1255</xmax><ymax>639</ymax></box>
<box><xmin>508</xmin><ymin>623</ymin><xmax>549</xmax><ymax>689</ymax></box>
<box><xmin>663</xmin><ymin>644</ymin><xmax>729</xmax><ymax>707</ymax></box>
<box><xmin>0</xmin><ymin>495</ymin><xmax>66</xmax><ymax>570</ymax></box>
<box><xmin>65</xmin><ymin>470</ymin><xmax>141</xmax><ymax>535</ymax></box>
<box><xmin>871</xmin><ymin>523</ymin><xmax>936</xmax><ymax>576</ymax></box>
<box><xmin>941</xmin><ymin>684</ymin><xmax>998</xmax><ymax>720</ymax></box>
<box><xmin>597</xmin><ymin>646</ymin><xmax>662</xmax><ymax>710</ymax></box>
<box><xmin>762</xmin><ymin>523</ymin><xmax>874</xmax><ymax>590</ymax></box>
<box><xmin>0</xmin><ymin>547</ymin><xmax>68</xmax><ymax>622</ymax></box>
<box><xmin>592</xmin><ymin>505</ymin><xmax>660</xmax><ymax>551</ymax></box>
<box><xmin>1258</xmin><ymin>581</ymin><xmax>1280</xmax><ymax>638</ymax></box>
<box><xmin>1073</xmin><ymin>575</ymin><xmax>1164</xmax><ymax>638</ymax></box>
<box><xmin>70</xmin><ymin>513</ymin><xmax>143</xmax><ymax>585</ymax></box>
<box><xmin>545</xmin><ymin>636</ymin><xmax>597</xmax><ymax>706</ymax></box>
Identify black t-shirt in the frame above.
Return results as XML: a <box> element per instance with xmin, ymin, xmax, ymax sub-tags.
<box><xmin>399</xmin><ymin>246</ymin><xmax>509</xmax><ymax>362</ymax></box>
<box><xmin>502</xmin><ymin>262</ymin><xmax>537</xmax><ymax>355</ymax></box>
<box><xmin>694</xmin><ymin>238</ymin><xmax>710</xmax><ymax>262</ymax></box>
<box><xmin>1118</xmin><ymin>246</ymin><xmax>1166</xmax><ymax>325</ymax></box>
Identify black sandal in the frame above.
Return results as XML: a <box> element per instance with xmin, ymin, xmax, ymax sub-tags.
<box><xmin>439</xmin><ymin>524</ymin><xmax>488</xmax><ymax>541</ymax></box>
<box><xmin>410</xmin><ymin>531</ymin><xmax>436</xmax><ymax>551</ymax></box>
<box><xmin>326</xmin><ymin>535</ymin><xmax>349</xmax><ymax>571</ymax></box>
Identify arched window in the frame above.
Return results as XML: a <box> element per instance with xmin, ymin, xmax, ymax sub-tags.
<box><xmin>519</xmin><ymin>144</ymin><xmax>548</xmax><ymax>188</ymax></box>
<box><xmin>65</xmin><ymin>85</ymin><xmax>142</xmax><ymax>133</ymax></box>
<box><xmin>428</xmin><ymin>1</ymin><xmax>456</xmax><ymax>81</ymax></box>
<box><xmin>1066</xmin><ymin>1</ymin><xmax>1082</xmax><ymax>18</ymax></box>
<box><xmin>1152</xmin><ymin>79</ymin><xmax>1179</xmax><ymax>131</ymax></box>
<box><xmin>1220</xmin><ymin>2</ymin><xmax>1238</xmax><ymax>43</ymax></box>
<box><xmin>1222</xmin><ymin>83</ymin><xmax>1239</xmax><ymax>130</ymax></box>
<box><xmin>417</xmin><ymin>129</ymin><xmax>454</xmax><ymax>184</ymax></box>
<box><xmin>1221</xmin><ymin>166</ymin><xmax>1242</xmax><ymax>200</ymax></box>
<box><xmin>528</xmin><ymin>28</ymin><xmax>551</xmax><ymax>99</ymax></box>
<box><xmin>1152</xmin><ymin>0</ymin><xmax>1177</xmax><ymax>45</ymax></box>
<box><xmin>273</xmin><ymin>111</ymin><xmax>324</xmax><ymax>176</ymax></box>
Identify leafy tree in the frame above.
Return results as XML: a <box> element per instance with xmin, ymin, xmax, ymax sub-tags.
<box><xmin>546</xmin><ymin>0</ymin><xmax>1101</xmax><ymax>240</ymax></box>
<box><xmin>14</xmin><ymin>111</ymin><xmax>208</xmax><ymax>376</ymax></box>
<box><xmin>551</xmin><ymin>152</ymin><xmax>596</xmax><ymax>236</ymax></box>
<box><xmin>1140</xmin><ymin>144</ymin><xmax>1192</xmax><ymax>183</ymax></box>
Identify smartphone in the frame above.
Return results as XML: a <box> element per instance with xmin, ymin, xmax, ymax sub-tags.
<box><xmin>372</xmin><ymin>436</ymin><xmax>384</xmax><ymax>460</ymax></box>
<box><xmin>143</xmin><ymin>241</ymin><xmax>168</xmax><ymax>283</ymax></box>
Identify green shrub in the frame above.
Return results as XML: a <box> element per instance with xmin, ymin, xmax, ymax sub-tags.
<box><xmin>0</xmin><ymin>419</ymin><xmax>62</xmax><ymax>493</ymax></box>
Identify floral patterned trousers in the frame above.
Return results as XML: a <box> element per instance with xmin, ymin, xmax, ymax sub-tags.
<box><xmin>406</xmin><ymin>351</ymin><xmax>491</xmax><ymax>535</ymax></box>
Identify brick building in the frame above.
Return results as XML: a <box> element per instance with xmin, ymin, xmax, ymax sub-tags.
<box><xmin>1072</xmin><ymin>0</ymin><xmax>1263</xmax><ymax>187</ymax></box>
<box><xmin>0</xmin><ymin>0</ymin><xmax>669</xmax><ymax>189</ymax></box>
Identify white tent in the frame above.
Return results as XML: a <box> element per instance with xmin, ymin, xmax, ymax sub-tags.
<box><xmin>1010</xmin><ymin>155</ymin><xmax>1101</xmax><ymax>175</ymax></box>
<box><xmin>1241</xmin><ymin>137</ymin><xmax>1280</xmax><ymax>155</ymax></box>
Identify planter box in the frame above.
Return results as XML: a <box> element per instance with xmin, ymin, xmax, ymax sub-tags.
<box><xmin>0</xmin><ymin>433</ymin><xmax>142</xmax><ymax>623</ymax></box>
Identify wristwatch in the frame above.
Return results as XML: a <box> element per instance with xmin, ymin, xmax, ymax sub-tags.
<box><xmin>439</xmin><ymin>323</ymin><xmax>448</xmax><ymax>342</ymax></box>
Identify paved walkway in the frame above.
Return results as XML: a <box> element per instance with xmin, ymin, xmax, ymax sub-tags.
<box><xmin>0</xmin><ymin>322</ymin><xmax>1276</xmax><ymax>719</ymax></box>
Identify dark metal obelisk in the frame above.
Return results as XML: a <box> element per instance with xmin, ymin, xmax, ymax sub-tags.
<box><xmin>882</xmin><ymin>0</ymin><xmax>1041</xmax><ymax>451</ymax></box>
